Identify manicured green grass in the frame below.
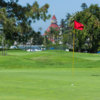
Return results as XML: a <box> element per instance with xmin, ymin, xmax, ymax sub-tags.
<box><xmin>0</xmin><ymin>50</ymin><xmax>100</xmax><ymax>100</ymax></box>
<box><xmin>0</xmin><ymin>68</ymin><xmax>100</xmax><ymax>100</ymax></box>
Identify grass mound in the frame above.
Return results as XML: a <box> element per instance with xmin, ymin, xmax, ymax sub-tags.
<box><xmin>0</xmin><ymin>50</ymin><xmax>100</xmax><ymax>69</ymax></box>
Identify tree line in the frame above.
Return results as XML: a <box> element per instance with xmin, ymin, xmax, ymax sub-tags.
<box><xmin>60</xmin><ymin>3</ymin><xmax>100</xmax><ymax>53</ymax></box>
<box><xmin>0</xmin><ymin>0</ymin><xmax>50</xmax><ymax>47</ymax></box>
<box><xmin>0</xmin><ymin>1</ymin><xmax>100</xmax><ymax>53</ymax></box>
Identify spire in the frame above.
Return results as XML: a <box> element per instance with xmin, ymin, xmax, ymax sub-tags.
<box><xmin>51</xmin><ymin>15</ymin><xmax>57</xmax><ymax>24</ymax></box>
<box><xmin>52</xmin><ymin>15</ymin><xmax>56</xmax><ymax>20</ymax></box>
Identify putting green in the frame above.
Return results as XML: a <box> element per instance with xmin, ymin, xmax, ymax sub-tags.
<box><xmin>0</xmin><ymin>68</ymin><xmax>100</xmax><ymax>100</ymax></box>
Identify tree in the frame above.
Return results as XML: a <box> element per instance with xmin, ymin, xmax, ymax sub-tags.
<box><xmin>81</xmin><ymin>3</ymin><xmax>88</xmax><ymax>10</ymax></box>
<box><xmin>62</xmin><ymin>3</ymin><xmax>100</xmax><ymax>52</ymax></box>
<box><xmin>60</xmin><ymin>13</ymin><xmax>71</xmax><ymax>34</ymax></box>
<box><xmin>0</xmin><ymin>0</ymin><xmax>50</xmax><ymax>45</ymax></box>
<box><xmin>68</xmin><ymin>4</ymin><xmax>100</xmax><ymax>52</ymax></box>
<box><xmin>65</xmin><ymin>13</ymin><xmax>71</xmax><ymax>24</ymax></box>
<box><xmin>60</xmin><ymin>13</ymin><xmax>73</xmax><ymax>47</ymax></box>
<box><xmin>60</xmin><ymin>19</ymin><xmax>66</xmax><ymax>33</ymax></box>
<box><xmin>33</xmin><ymin>32</ymin><xmax>43</xmax><ymax>45</ymax></box>
<box><xmin>0</xmin><ymin>8</ymin><xmax>20</xmax><ymax>45</ymax></box>
<box><xmin>45</xmin><ymin>27</ymin><xmax>60</xmax><ymax>45</ymax></box>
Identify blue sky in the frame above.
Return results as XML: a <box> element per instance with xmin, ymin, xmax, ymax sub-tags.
<box><xmin>19</xmin><ymin>0</ymin><xmax>100</xmax><ymax>34</ymax></box>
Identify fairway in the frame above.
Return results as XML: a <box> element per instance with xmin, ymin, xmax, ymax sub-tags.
<box><xmin>0</xmin><ymin>50</ymin><xmax>100</xmax><ymax>100</ymax></box>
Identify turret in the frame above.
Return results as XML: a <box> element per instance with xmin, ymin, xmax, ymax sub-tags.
<box><xmin>51</xmin><ymin>15</ymin><xmax>57</xmax><ymax>24</ymax></box>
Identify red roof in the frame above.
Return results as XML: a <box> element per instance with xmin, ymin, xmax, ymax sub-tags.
<box><xmin>44</xmin><ymin>15</ymin><xmax>59</xmax><ymax>36</ymax></box>
<box><xmin>52</xmin><ymin>15</ymin><xmax>56</xmax><ymax>20</ymax></box>
<box><xmin>49</xmin><ymin>38</ymin><xmax>55</xmax><ymax>42</ymax></box>
<box><xmin>46</xmin><ymin>24</ymin><xmax>60</xmax><ymax>32</ymax></box>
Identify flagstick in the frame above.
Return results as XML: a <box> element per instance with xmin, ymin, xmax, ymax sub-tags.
<box><xmin>72</xmin><ymin>30</ymin><xmax>75</xmax><ymax>76</ymax></box>
<box><xmin>72</xmin><ymin>20</ymin><xmax>84</xmax><ymax>86</ymax></box>
<box><xmin>72</xmin><ymin>29</ymin><xmax>75</xmax><ymax>86</ymax></box>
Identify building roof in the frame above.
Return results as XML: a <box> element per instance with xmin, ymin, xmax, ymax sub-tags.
<box><xmin>46</xmin><ymin>24</ymin><xmax>60</xmax><ymax>32</ymax></box>
<box><xmin>52</xmin><ymin>15</ymin><xmax>56</xmax><ymax>20</ymax></box>
<box><xmin>44</xmin><ymin>15</ymin><xmax>60</xmax><ymax>35</ymax></box>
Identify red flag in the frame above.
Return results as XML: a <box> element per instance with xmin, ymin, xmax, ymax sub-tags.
<box><xmin>74</xmin><ymin>20</ymin><xmax>84</xmax><ymax>30</ymax></box>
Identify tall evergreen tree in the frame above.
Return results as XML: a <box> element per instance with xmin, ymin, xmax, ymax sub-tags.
<box><xmin>81</xmin><ymin>3</ymin><xmax>88</xmax><ymax>10</ymax></box>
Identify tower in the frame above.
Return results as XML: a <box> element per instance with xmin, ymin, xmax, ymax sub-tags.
<box><xmin>51</xmin><ymin>15</ymin><xmax>57</xmax><ymax>24</ymax></box>
<box><xmin>44</xmin><ymin>15</ymin><xmax>63</xmax><ymax>44</ymax></box>
<box><xmin>46</xmin><ymin>15</ymin><xmax>60</xmax><ymax>33</ymax></box>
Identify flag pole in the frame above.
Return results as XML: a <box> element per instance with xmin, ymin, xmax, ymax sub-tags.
<box><xmin>72</xmin><ymin>29</ymin><xmax>75</xmax><ymax>77</ymax></box>
<box><xmin>72</xmin><ymin>20</ymin><xmax>84</xmax><ymax>86</ymax></box>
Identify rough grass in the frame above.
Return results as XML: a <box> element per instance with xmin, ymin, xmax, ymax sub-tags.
<box><xmin>0</xmin><ymin>50</ymin><xmax>100</xmax><ymax>69</ymax></box>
